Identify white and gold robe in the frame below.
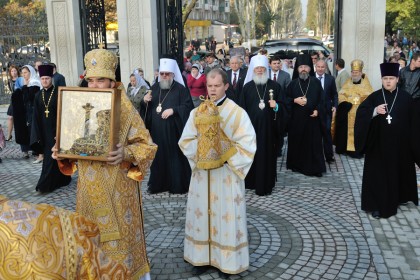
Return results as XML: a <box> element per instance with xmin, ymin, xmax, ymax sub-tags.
<box><xmin>179</xmin><ymin>98</ymin><xmax>256</xmax><ymax>274</ymax></box>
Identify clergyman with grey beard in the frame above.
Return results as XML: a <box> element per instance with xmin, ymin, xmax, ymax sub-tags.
<box><xmin>286</xmin><ymin>54</ymin><xmax>326</xmax><ymax>177</ymax></box>
<box><xmin>141</xmin><ymin>57</ymin><xmax>194</xmax><ymax>194</ymax></box>
<box><xmin>239</xmin><ymin>54</ymin><xmax>289</xmax><ymax>196</ymax></box>
<box><xmin>334</xmin><ymin>59</ymin><xmax>373</xmax><ymax>158</ymax></box>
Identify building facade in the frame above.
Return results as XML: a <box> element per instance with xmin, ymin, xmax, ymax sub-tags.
<box><xmin>184</xmin><ymin>0</ymin><xmax>230</xmax><ymax>43</ymax></box>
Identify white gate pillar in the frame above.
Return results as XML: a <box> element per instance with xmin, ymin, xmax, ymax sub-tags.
<box><xmin>117</xmin><ymin>0</ymin><xmax>159</xmax><ymax>87</ymax></box>
<box><xmin>45</xmin><ymin>0</ymin><xmax>84</xmax><ymax>87</ymax></box>
<box><xmin>340</xmin><ymin>0</ymin><xmax>386</xmax><ymax>90</ymax></box>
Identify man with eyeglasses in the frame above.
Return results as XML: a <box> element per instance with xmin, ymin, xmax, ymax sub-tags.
<box><xmin>142</xmin><ymin>57</ymin><xmax>194</xmax><ymax>194</ymax></box>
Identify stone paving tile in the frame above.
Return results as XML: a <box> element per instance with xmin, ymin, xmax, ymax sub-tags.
<box><xmin>1</xmin><ymin>107</ymin><xmax>420</xmax><ymax>279</ymax></box>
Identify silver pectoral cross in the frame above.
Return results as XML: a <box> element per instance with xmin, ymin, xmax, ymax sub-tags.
<box><xmin>386</xmin><ymin>114</ymin><xmax>392</xmax><ymax>124</ymax></box>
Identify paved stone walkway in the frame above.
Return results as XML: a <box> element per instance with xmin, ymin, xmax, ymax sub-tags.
<box><xmin>0</xmin><ymin>106</ymin><xmax>419</xmax><ymax>280</ymax></box>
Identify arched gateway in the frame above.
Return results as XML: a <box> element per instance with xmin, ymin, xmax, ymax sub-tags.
<box><xmin>45</xmin><ymin>0</ymin><xmax>386</xmax><ymax>92</ymax></box>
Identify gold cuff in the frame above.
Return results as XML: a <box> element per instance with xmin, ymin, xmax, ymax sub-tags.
<box><xmin>123</xmin><ymin>147</ymin><xmax>135</xmax><ymax>162</ymax></box>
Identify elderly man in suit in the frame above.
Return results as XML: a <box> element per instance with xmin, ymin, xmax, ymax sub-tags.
<box><xmin>226</xmin><ymin>56</ymin><xmax>246</xmax><ymax>102</ymax></box>
<box><xmin>315</xmin><ymin>59</ymin><xmax>338</xmax><ymax>163</ymax></box>
<box><xmin>335</xmin><ymin>58</ymin><xmax>350</xmax><ymax>92</ymax></box>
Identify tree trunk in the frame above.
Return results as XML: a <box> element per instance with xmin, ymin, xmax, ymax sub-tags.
<box><xmin>182</xmin><ymin>0</ymin><xmax>198</xmax><ymax>27</ymax></box>
<box><xmin>233</xmin><ymin>0</ymin><xmax>248</xmax><ymax>41</ymax></box>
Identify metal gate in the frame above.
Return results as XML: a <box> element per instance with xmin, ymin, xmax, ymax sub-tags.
<box><xmin>79</xmin><ymin>0</ymin><xmax>107</xmax><ymax>55</ymax></box>
<box><xmin>0</xmin><ymin>15</ymin><xmax>50</xmax><ymax>104</ymax></box>
<box><xmin>157</xmin><ymin>0</ymin><xmax>184</xmax><ymax>69</ymax></box>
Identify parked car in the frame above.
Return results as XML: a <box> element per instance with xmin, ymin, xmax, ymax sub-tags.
<box><xmin>322</xmin><ymin>35</ymin><xmax>334</xmax><ymax>49</ymax></box>
<box><xmin>255</xmin><ymin>38</ymin><xmax>332</xmax><ymax>59</ymax></box>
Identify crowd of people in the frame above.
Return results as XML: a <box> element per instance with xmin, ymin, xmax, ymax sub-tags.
<box><xmin>0</xmin><ymin>38</ymin><xmax>419</xmax><ymax>279</ymax></box>
<box><xmin>1</xmin><ymin>61</ymin><xmax>66</xmax><ymax>169</ymax></box>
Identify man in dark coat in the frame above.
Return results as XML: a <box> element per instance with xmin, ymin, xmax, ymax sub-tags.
<box><xmin>31</xmin><ymin>64</ymin><xmax>71</xmax><ymax>192</ymax></box>
<box><xmin>226</xmin><ymin>55</ymin><xmax>246</xmax><ymax>103</ymax></box>
<box><xmin>50</xmin><ymin>63</ymin><xmax>66</xmax><ymax>87</ymax></box>
<box><xmin>315</xmin><ymin>59</ymin><xmax>338</xmax><ymax>163</ymax></box>
<box><xmin>269</xmin><ymin>56</ymin><xmax>291</xmax><ymax>156</ymax></box>
<box><xmin>239</xmin><ymin>54</ymin><xmax>288</xmax><ymax>196</ymax></box>
<box><xmin>355</xmin><ymin>62</ymin><xmax>419</xmax><ymax>219</ymax></box>
<box><xmin>268</xmin><ymin>56</ymin><xmax>291</xmax><ymax>92</ymax></box>
<box><xmin>142</xmin><ymin>58</ymin><xmax>194</xmax><ymax>194</ymax></box>
<box><xmin>286</xmin><ymin>54</ymin><xmax>326</xmax><ymax>177</ymax></box>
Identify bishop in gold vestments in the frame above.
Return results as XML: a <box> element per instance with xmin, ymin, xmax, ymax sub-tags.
<box><xmin>0</xmin><ymin>195</ymin><xmax>129</xmax><ymax>279</ymax></box>
<box><xmin>57</xmin><ymin>48</ymin><xmax>157</xmax><ymax>280</ymax></box>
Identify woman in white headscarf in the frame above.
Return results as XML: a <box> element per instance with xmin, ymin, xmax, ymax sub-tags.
<box><xmin>11</xmin><ymin>65</ymin><xmax>41</xmax><ymax>159</ymax></box>
<box><xmin>127</xmin><ymin>69</ymin><xmax>150</xmax><ymax>118</ymax></box>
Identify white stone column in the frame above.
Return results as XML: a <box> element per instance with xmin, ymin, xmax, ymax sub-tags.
<box><xmin>340</xmin><ymin>0</ymin><xmax>386</xmax><ymax>90</ymax></box>
<box><xmin>117</xmin><ymin>0</ymin><xmax>159</xmax><ymax>87</ymax></box>
<box><xmin>45</xmin><ymin>0</ymin><xmax>84</xmax><ymax>87</ymax></box>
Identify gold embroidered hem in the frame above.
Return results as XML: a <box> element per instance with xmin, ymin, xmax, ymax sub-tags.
<box><xmin>57</xmin><ymin>207</ymin><xmax>78</xmax><ymax>280</ymax></box>
<box><xmin>0</xmin><ymin>197</ymin><xmax>129</xmax><ymax>280</ymax></box>
<box><xmin>184</xmin><ymin>256</ymin><xmax>249</xmax><ymax>274</ymax></box>
<box><xmin>185</xmin><ymin>234</ymin><xmax>249</xmax><ymax>251</ymax></box>
<box><xmin>196</xmin><ymin>147</ymin><xmax>237</xmax><ymax>170</ymax></box>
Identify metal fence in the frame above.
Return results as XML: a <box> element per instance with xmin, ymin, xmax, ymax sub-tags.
<box><xmin>0</xmin><ymin>18</ymin><xmax>50</xmax><ymax>104</ymax></box>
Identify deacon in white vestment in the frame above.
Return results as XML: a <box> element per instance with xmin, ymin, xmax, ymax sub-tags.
<box><xmin>179</xmin><ymin>68</ymin><xmax>257</xmax><ymax>276</ymax></box>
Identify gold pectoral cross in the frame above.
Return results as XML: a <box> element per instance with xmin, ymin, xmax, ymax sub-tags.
<box><xmin>45</xmin><ymin>109</ymin><xmax>49</xmax><ymax>118</ymax></box>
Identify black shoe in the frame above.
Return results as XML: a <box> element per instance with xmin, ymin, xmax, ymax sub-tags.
<box><xmin>372</xmin><ymin>211</ymin><xmax>380</xmax><ymax>219</ymax></box>
<box><xmin>314</xmin><ymin>173</ymin><xmax>322</xmax><ymax>177</ymax></box>
<box><xmin>192</xmin><ymin>266</ymin><xmax>210</xmax><ymax>276</ymax></box>
<box><xmin>218</xmin><ymin>271</ymin><xmax>231</xmax><ymax>279</ymax></box>
<box><xmin>326</xmin><ymin>157</ymin><xmax>335</xmax><ymax>163</ymax></box>
<box><xmin>0</xmin><ymin>158</ymin><xmax>2</xmax><ymax>163</ymax></box>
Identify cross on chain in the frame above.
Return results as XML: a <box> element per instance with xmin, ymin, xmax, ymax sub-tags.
<box><xmin>386</xmin><ymin>114</ymin><xmax>392</xmax><ymax>124</ymax></box>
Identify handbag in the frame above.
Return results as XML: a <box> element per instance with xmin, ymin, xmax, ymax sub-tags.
<box><xmin>0</xmin><ymin>125</ymin><xmax>5</xmax><ymax>151</ymax></box>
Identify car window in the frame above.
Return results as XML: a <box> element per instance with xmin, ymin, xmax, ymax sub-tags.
<box><xmin>284</xmin><ymin>44</ymin><xmax>299</xmax><ymax>58</ymax></box>
<box><xmin>297</xmin><ymin>43</ymin><xmax>313</xmax><ymax>55</ymax></box>
<box><xmin>265</xmin><ymin>45</ymin><xmax>286</xmax><ymax>58</ymax></box>
<box><xmin>312</xmin><ymin>45</ymin><xmax>330</xmax><ymax>56</ymax></box>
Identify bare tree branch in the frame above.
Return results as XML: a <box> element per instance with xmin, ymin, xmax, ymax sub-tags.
<box><xmin>182</xmin><ymin>0</ymin><xmax>198</xmax><ymax>27</ymax></box>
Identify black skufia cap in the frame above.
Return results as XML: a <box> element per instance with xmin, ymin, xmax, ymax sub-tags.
<box><xmin>380</xmin><ymin>62</ymin><xmax>399</xmax><ymax>77</ymax></box>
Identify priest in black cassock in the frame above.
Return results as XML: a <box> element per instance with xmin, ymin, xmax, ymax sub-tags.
<box><xmin>142</xmin><ymin>58</ymin><xmax>194</xmax><ymax>194</ymax></box>
<box><xmin>355</xmin><ymin>63</ymin><xmax>419</xmax><ymax>219</ymax></box>
<box><xmin>239</xmin><ymin>54</ymin><xmax>288</xmax><ymax>196</ymax></box>
<box><xmin>30</xmin><ymin>64</ymin><xmax>71</xmax><ymax>192</ymax></box>
<box><xmin>286</xmin><ymin>54</ymin><xmax>326</xmax><ymax>177</ymax></box>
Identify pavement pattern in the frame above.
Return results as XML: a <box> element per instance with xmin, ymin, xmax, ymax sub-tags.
<box><xmin>1</xmin><ymin>105</ymin><xmax>419</xmax><ymax>280</ymax></box>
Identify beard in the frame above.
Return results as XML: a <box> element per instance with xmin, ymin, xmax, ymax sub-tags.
<box><xmin>159</xmin><ymin>78</ymin><xmax>173</xmax><ymax>90</ymax></box>
<box><xmin>299</xmin><ymin>72</ymin><xmax>309</xmax><ymax>80</ymax></box>
<box><xmin>352</xmin><ymin>76</ymin><xmax>362</xmax><ymax>83</ymax></box>
<box><xmin>253</xmin><ymin>74</ymin><xmax>268</xmax><ymax>85</ymax></box>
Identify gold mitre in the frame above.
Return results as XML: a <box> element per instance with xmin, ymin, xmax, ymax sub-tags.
<box><xmin>84</xmin><ymin>47</ymin><xmax>118</xmax><ymax>81</ymax></box>
<box><xmin>350</xmin><ymin>59</ymin><xmax>364</xmax><ymax>71</ymax></box>
<box><xmin>194</xmin><ymin>97</ymin><xmax>236</xmax><ymax>170</ymax></box>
